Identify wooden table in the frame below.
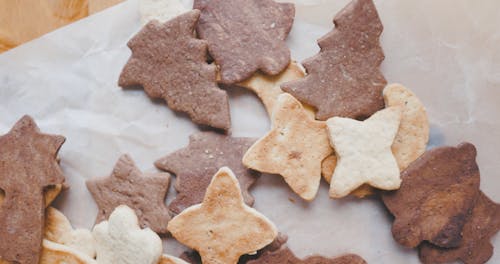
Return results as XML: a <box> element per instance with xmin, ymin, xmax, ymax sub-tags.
<box><xmin>0</xmin><ymin>0</ymin><xmax>124</xmax><ymax>53</ymax></box>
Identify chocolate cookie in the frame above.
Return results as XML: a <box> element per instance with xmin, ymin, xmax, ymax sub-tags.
<box><xmin>195</xmin><ymin>0</ymin><xmax>295</xmax><ymax>83</ymax></box>
<box><xmin>155</xmin><ymin>131</ymin><xmax>259</xmax><ymax>214</ymax></box>
<box><xmin>119</xmin><ymin>10</ymin><xmax>231</xmax><ymax>131</ymax></box>
<box><xmin>382</xmin><ymin>143</ymin><xmax>481</xmax><ymax>248</ymax></box>
<box><xmin>246</xmin><ymin>247</ymin><xmax>366</xmax><ymax>264</ymax></box>
<box><xmin>419</xmin><ymin>191</ymin><xmax>500</xmax><ymax>264</ymax></box>
<box><xmin>86</xmin><ymin>154</ymin><xmax>171</xmax><ymax>234</ymax></box>
<box><xmin>0</xmin><ymin>115</ymin><xmax>66</xmax><ymax>264</ymax></box>
<box><xmin>282</xmin><ymin>0</ymin><xmax>385</xmax><ymax>120</ymax></box>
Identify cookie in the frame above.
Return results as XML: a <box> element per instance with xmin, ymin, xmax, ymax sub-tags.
<box><xmin>0</xmin><ymin>184</ymin><xmax>61</xmax><ymax>207</ymax></box>
<box><xmin>159</xmin><ymin>255</ymin><xmax>189</xmax><ymax>264</ymax></box>
<box><xmin>140</xmin><ymin>0</ymin><xmax>187</xmax><ymax>25</ymax></box>
<box><xmin>0</xmin><ymin>115</ymin><xmax>66</xmax><ymax>264</ymax></box>
<box><xmin>321</xmin><ymin>155</ymin><xmax>375</xmax><ymax>198</ymax></box>
<box><xmin>246</xmin><ymin>247</ymin><xmax>366</xmax><ymax>264</ymax></box>
<box><xmin>326</xmin><ymin>106</ymin><xmax>402</xmax><ymax>198</ymax></box>
<box><xmin>243</xmin><ymin>93</ymin><xmax>333</xmax><ymax>201</ymax></box>
<box><xmin>39</xmin><ymin>240</ymin><xmax>97</xmax><ymax>264</ymax></box>
<box><xmin>179</xmin><ymin>233</ymin><xmax>288</xmax><ymax>264</ymax></box>
<box><xmin>119</xmin><ymin>10</ymin><xmax>231</xmax><ymax>131</ymax></box>
<box><xmin>87</xmin><ymin>154</ymin><xmax>171</xmax><ymax>233</ymax></box>
<box><xmin>93</xmin><ymin>205</ymin><xmax>163</xmax><ymax>264</ymax></box>
<box><xmin>382</xmin><ymin>143</ymin><xmax>481</xmax><ymax>248</ymax></box>
<box><xmin>44</xmin><ymin>207</ymin><xmax>96</xmax><ymax>258</ymax></box>
<box><xmin>282</xmin><ymin>0</ymin><xmax>385</xmax><ymax>120</ymax></box>
<box><xmin>168</xmin><ymin>167</ymin><xmax>278</xmax><ymax>264</ymax></box>
<box><xmin>155</xmin><ymin>131</ymin><xmax>259</xmax><ymax>214</ymax></box>
<box><xmin>384</xmin><ymin>84</ymin><xmax>429</xmax><ymax>170</ymax></box>
<box><xmin>419</xmin><ymin>191</ymin><xmax>500</xmax><ymax>264</ymax></box>
<box><xmin>237</xmin><ymin>62</ymin><xmax>314</xmax><ymax>117</ymax></box>
<box><xmin>195</xmin><ymin>0</ymin><xmax>295</xmax><ymax>83</ymax></box>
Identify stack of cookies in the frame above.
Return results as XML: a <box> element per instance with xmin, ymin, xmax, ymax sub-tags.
<box><xmin>0</xmin><ymin>0</ymin><xmax>498</xmax><ymax>263</ymax></box>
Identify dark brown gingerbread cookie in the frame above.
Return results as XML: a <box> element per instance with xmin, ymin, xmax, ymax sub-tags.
<box><xmin>419</xmin><ymin>191</ymin><xmax>500</xmax><ymax>264</ymax></box>
<box><xmin>155</xmin><ymin>131</ymin><xmax>259</xmax><ymax>214</ymax></box>
<box><xmin>0</xmin><ymin>115</ymin><xmax>66</xmax><ymax>264</ymax></box>
<box><xmin>382</xmin><ymin>143</ymin><xmax>481</xmax><ymax>248</ymax></box>
<box><xmin>195</xmin><ymin>0</ymin><xmax>295</xmax><ymax>83</ymax></box>
<box><xmin>282</xmin><ymin>0</ymin><xmax>385</xmax><ymax>120</ymax></box>
<box><xmin>180</xmin><ymin>233</ymin><xmax>289</xmax><ymax>264</ymax></box>
<box><xmin>246</xmin><ymin>247</ymin><xmax>366</xmax><ymax>264</ymax></box>
<box><xmin>86</xmin><ymin>154</ymin><xmax>171</xmax><ymax>233</ymax></box>
<box><xmin>119</xmin><ymin>10</ymin><xmax>231</xmax><ymax>131</ymax></box>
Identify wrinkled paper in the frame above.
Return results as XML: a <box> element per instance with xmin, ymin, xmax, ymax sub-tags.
<box><xmin>0</xmin><ymin>0</ymin><xmax>499</xmax><ymax>263</ymax></box>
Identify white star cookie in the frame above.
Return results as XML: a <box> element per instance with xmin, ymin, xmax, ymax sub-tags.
<box><xmin>93</xmin><ymin>205</ymin><xmax>162</xmax><ymax>264</ymax></box>
<box><xmin>326</xmin><ymin>106</ymin><xmax>403</xmax><ymax>198</ymax></box>
<box><xmin>140</xmin><ymin>0</ymin><xmax>188</xmax><ymax>25</ymax></box>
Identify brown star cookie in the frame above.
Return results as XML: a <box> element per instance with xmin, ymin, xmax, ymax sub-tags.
<box><xmin>246</xmin><ymin>247</ymin><xmax>366</xmax><ymax>264</ymax></box>
<box><xmin>86</xmin><ymin>154</ymin><xmax>171</xmax><ymax>234</ymax></box>
<box><xmin>119</xmin><ymin>10</ymin><xmax>231</xmax><ymax>131</ymax></box>
<box><xmin>419</xmin><ymin>191</ymin><xmax>500</xmax><ymax>264</ymax></box>
<box><xmin>195</xmin><ymin>0</ymin><xmax>295</xmax><ymax>83</ymax></box>
<box><xmin>282</xmin><ymin>0</ymin><xmax>386</xmax><ymax>120</ymax></box>
<box><xmin>0</xmin><ymin>115</ymin><xmax>66</xmax><ymax>264</ymax></box>
<box><xmin>155</xmin><ymin>131</ymin><xmax>259</xmax><ymax>215</ymax></box>
<box><xmin>382</xmin><ymin>143</ymin><xmax>481</xmax><ymax>248</ymax></box>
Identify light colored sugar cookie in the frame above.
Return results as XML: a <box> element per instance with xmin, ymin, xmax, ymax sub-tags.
<box><xmin>243</xmin><ymin>93</ymin><xmax>333</xmax><ymax>201</ymax></box>
<box><xmin>159</xmin><ymin>255</ymin><xmax>189</xmax><ymax>264</ymax></box>
<box><xmin>140</xmin><ymin>0</ymin><xmax>188</xmax><ymax>25</ymax></box>
<box><xmin>321</xmin><ymin>155</ymin><xmax>374</xmax><ymax>198</ymax></box>
<box><xmin>237</xmin><ymin>62</ymin><xmax>315</xmax><ymax>118</ymax></box>
<box><xmin>168</xmin><ymin>167</ymin><xmax>278</xmax><ymax>264</ymax></box>
<box><xmin>326</xmin><ymin>106</ymin><xmax>402</xmax><ymax>198</ymax></box>
<box><xmin>44</xmin><ymin>207</ymin><xmax>96</xmax><ymax>258</ymax></box>
<box><xmin>383</xmin><ymin>84</ymin><xmax>429</xmax><ymax>170</ymax></box>
<box><xmin>93</xmin><ymin>205</ymin><xmax>163</xmax><ymax>264</ymax></box>
<box><xmin>40</xmin><ymin>240</ymin><xmax>97</xmax><ymax>264</ymax></box>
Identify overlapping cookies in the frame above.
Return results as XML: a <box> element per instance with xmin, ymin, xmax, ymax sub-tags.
<box><xmin>1</xmin><ymin>0</ymin><xmax>499</xmax><ymax>263</ymax></box>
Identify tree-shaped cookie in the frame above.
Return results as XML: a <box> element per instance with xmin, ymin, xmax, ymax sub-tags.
<box><xmin>0</xmin><ymin>115</ymin><xmax>66</xmax><ymax>264</ymax></box>
<box><xmin>243</xmin><ymin>93</ymin><xmax>333</xmax><ymax>201</ymax></box>
<box><xmin>419</xmin><ymin>191</ymin><xmax>500</xmax><ymax>264</ymax></box>
<box><xmin>119</xmin><ymin>10</ymin><xmax>231</xmax><ymax>131</ymax></box>
<box><xmin>155</xmin><ymin>131</ymin><xmax>259</xmax><ymax>214</ymax></box>
<box><xmin>326</xmin><ymin>106</ymin><xmax>402</xmax><ymax>198</ymax></box>
<box><xmin>168</xmin><ymin>167</ymin><xmax>278</xmax><ymax>264</ymax></box>
<box><xmin>195</xmin><ymin>0</ymin><xmax>295</xmax><ymax>83</ymax></box>
<box><xmin>86</xmin><ymin>154</ymin><xmax>171</xmax><ymax>233</ymax></box>
<box><xmin>282</xmin><ymin>0</ymin><xmax>386</xmax><ymax>120</ymax></box>
<box><xmin>382</xmin><ymin>143</ymin><xmax>481</xmax><ymax>248</ymax></box>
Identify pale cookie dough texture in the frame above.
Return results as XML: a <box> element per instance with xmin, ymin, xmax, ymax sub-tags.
<box><xmin>44</xmin><ymin>207</ymin><xmax>96</xmax><ymax>258</ymax></box>
<box><xmin>140</xmin><ymin>0</ymin><xmax>188</xmax><ymax>25</ymax></box>
<box><xmin>93</xmin><ymin>205</ymin><xmax>163</xmax><ymax>264</ymax></box>
<box><xmin>326</xmin><ymin>106</ymin><xmax>402</xmax><ymax>198</ymax></box>
<box><xmin>383</xmin><ymin>84</ymin><xmax>429</xmax><ymax>170</ymax></box>
<box><xmin>243</xmin><ymin>93</ymin><xmax>333</xmax><ymax>201</ymax></box>
<box><xmin>168</xmin><ymin>167</ymin><xmax>278</xmax><ymax>264</ymax></box>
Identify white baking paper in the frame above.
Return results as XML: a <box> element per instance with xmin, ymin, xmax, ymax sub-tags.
<box><xmin>0</xmin><ymin>0</ymin><xmax>498</xmax><ymax>263</ymax></box>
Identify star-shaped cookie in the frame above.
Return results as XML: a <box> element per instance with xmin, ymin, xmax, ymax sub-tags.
<box><xmin>243</xmin><ymin>93</ymin><xmax>333</xmax><ymax>201</ymax></box>
<box><xmin>0</xmin><ymin>115</ymin><xmax>66</xmax><ymax>264</ymax></box>
<box><xmin>118</xmin><ymin>10</ymin><xmax>230</xmax><ymax>131</ymax></box>
<box><xmin>155</xmin><ymin>131</ymin><xmax>259</xmax><ymax>214</ymax></box>
<box><xmin>167</xmin><ymin>167</ymin><xmax>277</xmax><ymax>264</ymax></box>
<box><xmin>282</xmin><ymin>0</ymin><xmax>386</xmax><ymax>120</ymax></box>
<box><xmin>86</xmin><ymin>154</ymin><xmax>171</xmax><ymax>234</ymax></box>
<box><xmin>326</xmin><ymin>106</ymin><xmax>402</xmax><ymax>198</ymax></box>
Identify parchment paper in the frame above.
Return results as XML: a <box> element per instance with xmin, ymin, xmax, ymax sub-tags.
<box><xmin>0</xmin><ymin>0</ymin><xmax>499</xmax><ymax>263</ymax></box>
